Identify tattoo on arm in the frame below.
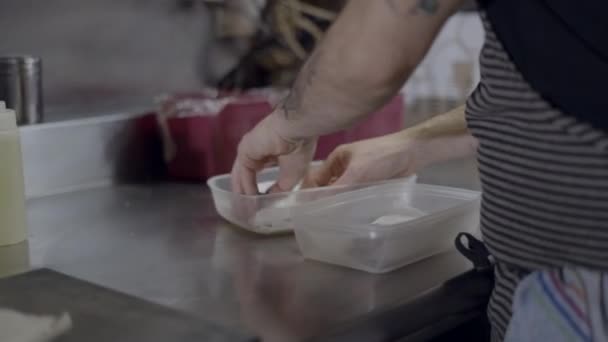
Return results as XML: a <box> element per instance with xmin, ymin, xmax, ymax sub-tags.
<box><xmin>385</xmin><ymin>0</ymin><xmax>440</xmax><ymax>16</ymax></box>
<box><xmin>282</xmin><ymin>50</ymin><xmax>321</xmax><ymax>120</ymax></box>
<box><xmin>284</xmin><ymin>0</ymin><xmax>440</xmax><ymax>120</ymax></box>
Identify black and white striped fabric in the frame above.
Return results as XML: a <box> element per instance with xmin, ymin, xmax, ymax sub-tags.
<box><xmin>465</xmin><ymin>13</ymin><xmax>608</xmax><ymax>342</ymax></box>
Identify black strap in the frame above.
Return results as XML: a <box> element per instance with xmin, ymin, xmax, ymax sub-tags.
<box><xmin>455</xmin><ymin>233</ymin><xmax>492</xmax><ymax>271</ymax></box>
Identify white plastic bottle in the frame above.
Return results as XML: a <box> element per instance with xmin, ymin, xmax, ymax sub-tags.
<box><xmin>0</xmin><ymin>101</ymin><xmax>27</xmax><ymax>246</ymax></box>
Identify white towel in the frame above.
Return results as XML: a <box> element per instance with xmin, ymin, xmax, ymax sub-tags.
<box><xmin>0</xmin><ymin>309</ymin><xmax>72</xmax><ymax>342</ymax></box>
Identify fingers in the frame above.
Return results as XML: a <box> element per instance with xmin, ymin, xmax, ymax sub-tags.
<box><xmin>231</xmin><ymin>161</ymin><xmax>258</xmax><ymax>195</ymax></box>
<box><xmin>326</xmin><ymin>148</ymin><xmax>363</xmax><ymax>187</ymax></box>
<box><xmin>303</xmin><ymin>145</ymin><xmax>352</xmax><ymax>188</ymax></box>
<box><xmin>269</xmin><ymin>139</ymin><xmax>317</xmax><ymax>193</ymax></box>
<box><xmin>268</xmin><ymin>159</ymin><xmax>304</xmax><ymax>193</ymax></box>
<box><xmin>268</xmin><ymin>142</ymin><xmax>314</xmax><ymax>193</ymax></box>
<box><xmin>240</xmin><ymin>163</ymin><xmax>259</xmax><ymax>195</ymax></box>
<box><xmin>302</xmin><ymin>158</ymin><xmax>335</xmax><ymax>188</ymax></box>
<box><xmin>231</xmin><ymin>116</ymin><xmax>287</xmax><ymax>194</ymax></box>
<box><xmin>231</xmin><ymin>143</ymin><xmax>266</xmax><ymax>195</ymax></box>
<box><xmin>231</xmin><ymin>128</ymin><xmax>272</xmax><ymax>195</ymax></box>
<box><xmin>332</xmin><ymin>167</ymin><xmax>361</xmax><ymax>187</ymax></box>
<box><xmin>230</xmin><ymin>162</ymin><xmax>243</xmax><ymax>194</ymax></box>
<box><xmin>229</xmin><ymin>113</ymin><xmax>317</xmax><ymax>194</ymax></box>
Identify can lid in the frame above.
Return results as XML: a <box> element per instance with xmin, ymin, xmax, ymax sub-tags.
<box><xmin>0</xmin><ymin>55</ymin><xmax>41</xmax><ymax>66</ymax></box>
<box><xmin>0</xmin><ymin>101</ymin><xmax>17</xmax><ymax>130</ymax></box>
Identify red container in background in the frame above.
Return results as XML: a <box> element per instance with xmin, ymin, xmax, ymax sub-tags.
<box><xmin>216</xmin><ymin>101</ymin><xmax>273</xmax><ymax>175</ymax></box>
<box><xmin>165</xmin><ymin>116</ymin><xmax>217</xmax><ymax>181</ymax></box>
<box><xmin>160</xmin><ymin>91</ymin><xmax>404</xmax><ymax>181</ymax></box>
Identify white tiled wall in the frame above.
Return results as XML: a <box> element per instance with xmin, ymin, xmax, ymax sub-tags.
<box><xmin>404</xmin><ymin>12</ymin><xmax>484</xmax><ymax>122</ymax></box>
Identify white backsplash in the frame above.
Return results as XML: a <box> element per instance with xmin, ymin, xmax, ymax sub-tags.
<box><xmin>403</xmin><ymin>12</ymin><xmax>484</xmax><ymax>123</ymax></box>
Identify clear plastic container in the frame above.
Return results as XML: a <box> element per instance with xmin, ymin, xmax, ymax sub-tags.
<box><xmin>292</xmin><ymin>183</ymin><xmax>481</xmax><ymax>273</ymax></box>
<box><xmin>207</xmin><ymin>166</ymin><xmax>417</xmax><ymax>234</ymax></box>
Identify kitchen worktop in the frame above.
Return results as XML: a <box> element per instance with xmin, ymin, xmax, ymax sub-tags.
<box><xmin>15</xmin><ymin>183</ymin><xmax>478</xmax><ymax>341</ymax></box>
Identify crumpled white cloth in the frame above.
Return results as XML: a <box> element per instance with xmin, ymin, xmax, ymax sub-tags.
<box><xmin>0</xmin><ymin>309</ymin><xmax>72</xmax><ymax>342</ymax></box>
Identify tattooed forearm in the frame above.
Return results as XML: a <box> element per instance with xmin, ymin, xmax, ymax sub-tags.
<box><xmin>282</xmin><ymin>50</ymin><xmax>321</xmax><ymax>120</ymax></box>
<box><xmin>385</xmin><ymin>0</ymin><xmax>440</xmax><ymax>16</ymax></box>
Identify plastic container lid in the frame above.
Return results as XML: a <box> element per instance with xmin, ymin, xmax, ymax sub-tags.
<box><xmin>0</xmin><ymin>101</ymin><xmax>17</xmax><ymax>131</ymax></box>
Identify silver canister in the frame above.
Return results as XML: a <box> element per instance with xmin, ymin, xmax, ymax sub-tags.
<box><xmin>0</xmin><ymin>56</ymin><xmax>43</xmax><ymax>125</ymax></box>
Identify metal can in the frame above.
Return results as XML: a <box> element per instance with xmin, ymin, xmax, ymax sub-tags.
<box><xmin>0</xmin><ymin>56</ymin><xmax>43</xmax><ymax>125</ymax></box>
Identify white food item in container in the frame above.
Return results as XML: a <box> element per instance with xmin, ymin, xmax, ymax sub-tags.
<box><xmin>253</xmin><ymin>181</ymin><xmax>300</xmax><ymax>232</ymax></box>
<box><xmin>256</xmin><ymin>180</ymin><xmax>301</xmax><ymax>194</ymax></box>
<box><xmin>252</xmin><ymin>199</ymin><xmax>296</xmax><ymax>232</ymax></box>
<box><xmin>372</xmin><ymin>214</ymin><xmax>416</xmax><ymax>226</ymax></box>
<box><xmin>371</xmin><ymin>207</ymin><xmax>425</xmax><ymax>225</ymax></box>
<box><xmin>256</xmin><ymin>180</ymin><xmax>275</xmax><ymax>195</ymax></box>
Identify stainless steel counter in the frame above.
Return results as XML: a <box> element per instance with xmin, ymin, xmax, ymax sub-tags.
<box><xmin>17</xmin><ymin>184</ymin><xmax>473</xmax><ymax>341</ymax></box>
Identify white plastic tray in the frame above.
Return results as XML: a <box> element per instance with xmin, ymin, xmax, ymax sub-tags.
<box><xmin>207</xmin><ymin>166</ymin><xmax>416</xmax><ymax>234</ymax></box>
<box><xmin>292</xmin><ymin>183</ymin><xmax>481</xmax><ymax>273</ymax></box>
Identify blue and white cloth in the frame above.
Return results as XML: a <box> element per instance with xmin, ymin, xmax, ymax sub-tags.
<box><xmin>505</xmin><ymin>268</ymin><xmax>608</xmax><ymax>342</ymax></box>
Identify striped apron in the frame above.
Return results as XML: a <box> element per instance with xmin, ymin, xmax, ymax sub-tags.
<box><xmin>465</xmin><ymin>13</ymin><xmax>608</xmax><ymax>341</ymax></box>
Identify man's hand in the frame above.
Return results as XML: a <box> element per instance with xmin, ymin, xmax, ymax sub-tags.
<box><xmin>230</xmin><ymin>0</ymin><xmax>465</xmax><ymax>194</ymax></box>
<box><xmin>305</xmin><ymin>105</ymin><xmax>478</xmax><ymax>187</ymax></box>
<box><xmin>303</xmin><ymin>132</ymin><xmax>421</xmax><ymax>188</ymax></box>
<box><xmin>231</xmin><ymin>112</ymin><xmax>316</xmax><ymax>195</ymax></box>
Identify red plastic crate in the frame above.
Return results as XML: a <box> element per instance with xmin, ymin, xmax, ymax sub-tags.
<box><xmin>160</xmin><ymin>91</ymin><xmax>404</xmax><ymax>181</ymax></box>
<box><xmin>216</xmin><ymin>101</ymin><xmax>274</xmax><ymax>175</ymax></box>
<box><xmin>165</xmin><ymin>115</ymin><xmax>217</xmax><ymax>181</ymax></box>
